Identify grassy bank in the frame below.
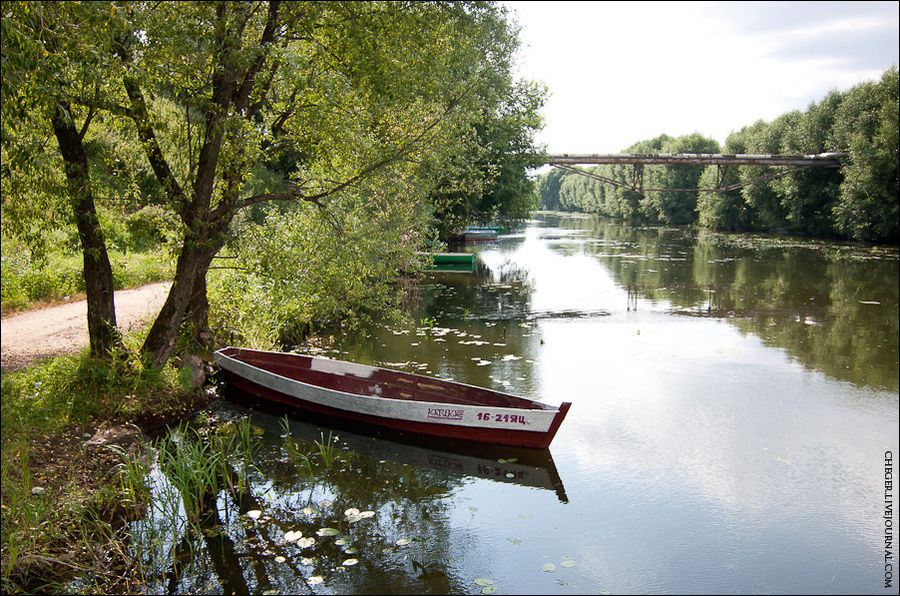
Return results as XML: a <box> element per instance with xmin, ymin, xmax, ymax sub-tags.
<box><xmin>1</xmin><ymin>247</ymin><xmax>175</xmax><ymax>316</ymax></box>
<box><xmin>0</xmin><ymin>336</ymin><xmax>213</xmax><ymax>594</ymax></box>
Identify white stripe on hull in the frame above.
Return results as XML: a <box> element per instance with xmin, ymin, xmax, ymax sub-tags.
<box><xmin>214</xmin><ymin>350</ymin><xmax>558</xmax><ymax>434</ymax></box>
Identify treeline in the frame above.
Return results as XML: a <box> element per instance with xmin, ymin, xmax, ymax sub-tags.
<box><xmin>539</xmin><ymin>66</ymin><xmax>898</xmax><ymax>242</ymax></box>
<box><xmin>1</xmin><ymin>1</ymin><xmax>545</xmax><ymax>367</ymax></box>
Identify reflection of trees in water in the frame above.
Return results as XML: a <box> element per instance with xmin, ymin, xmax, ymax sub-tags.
<box><xmin>142</xmin><ymin>409</ymin><xmax>471</xmax><ymax>595</ymax></box>
<box><xmin>580</xmin><ymin>218</ymin><xmax>899</xmax><ymax>391</ymax></box>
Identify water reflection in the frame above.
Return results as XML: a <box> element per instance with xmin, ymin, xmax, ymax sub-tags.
<box><xmin>137</xmin><ymin>213</ymin><xmax>897</xmax><ymax>595</ymax></box>
<box><xmin>231</xmin><ymin>389</ymin><xmax>568</xmax><ymax>503</ymax></box>
<box><xmin>537</xmin><ymin>213</ymin><xmax>899</xmax><ymax>391</ymax></box>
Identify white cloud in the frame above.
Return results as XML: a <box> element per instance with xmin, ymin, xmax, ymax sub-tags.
<box><xmin>506</xmin><ymin>1</ymin><xmax>899</xmax><ymax>154</ymax></box>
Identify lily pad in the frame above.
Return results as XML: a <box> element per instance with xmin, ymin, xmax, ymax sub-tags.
<box><xmin>275</xmin><ymin>556</ymin><xmax>286</xmax><ymax>563</ymax></box>
<box><xmin>519</xmin><ymin>513</ymin><xmax>533</xmax><ymax>519</ymax></box>
<box><xmin>561</xmin><ymin>556</ymin><xmax>577</xmax><ymax>568</ymax></box>
<box><xmin>246</xmin><ymin>510</ymin><xmax>262</xmax><ymax>520</ymax></box>
<box><xmin>307</xmin><ymin>576</ymin><xmax>323</xmax><ymax>585</ymax></box>
<box><xmin>395</xmin><ymin>538</ymin><xmax>410</xmax><ymax>546</ymax></box>
<box><xmin>284</xmin><ymin>530</ymin><xmax>303</xmax><ymax>542</ymax></box>
<box><xmin>342</xmin><ymin>558</ymin><xmax>359</xmax><ymax>566</ymax></box>
<box><xmin>316</xmin><ymin>527</ymin><xmax>340</xmax><ymax>537</ymax></box>
<box><xmin>297</xmin><ymin>537</ymin><xmax>316</xmax><ymax>548</ymax></box>
<box><xmin>482</xmin><ymin>586</ymin><xmax>498</xmax><ymax>595</ymax></box>
<box><xmin>474</xmin><ymin>578</ymin><xmax>494</xmax><ymax>587</ymax></box>
<box><xmin>541</xmin><ymin>562</ymin><xmax>557</xmax><ymax>572</ymax></box>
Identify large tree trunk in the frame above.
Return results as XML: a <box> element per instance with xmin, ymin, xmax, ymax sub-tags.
<box><xmin>50</xmin><ymin>102</ymin><xmax>121</xmax><ymax>359</ymax></box>
<box><xmin>140</xmin><ymin>218</ymin><xmax>228</xmax><ymax>368</ymax></box>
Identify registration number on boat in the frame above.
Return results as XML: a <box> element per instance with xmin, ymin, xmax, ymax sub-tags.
<box><xmin>476</xmin><ymin>412</ymin><xmax>527</xmax><ymax>425</ymax></box>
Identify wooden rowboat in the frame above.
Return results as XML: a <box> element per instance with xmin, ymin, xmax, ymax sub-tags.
<box><xmin>214</xmin><ymin>347</ymin><xmax>571</xmax><ymax>449</ymax></box>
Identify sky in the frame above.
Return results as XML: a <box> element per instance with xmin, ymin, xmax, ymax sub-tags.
<box><xmin>504</xmin><ymin>1</ymin><xmax>899</xmax><ymax>155</ymax></box>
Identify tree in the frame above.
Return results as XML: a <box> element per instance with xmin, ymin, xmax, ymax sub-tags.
<box><xmin>93</xmin><ymin>0</ymin><xmax>534</xmax><ymax>368</ymax></box>
<box><xmin>425</xmin><ymin>12</ymin><xmax>546</xmax><ymax>240</ymax></box>
<box><xmin>2</xmin><ymin>1</ymin><xmax>122</xmax><ymax>359</ymax></box>
<box><xmin>833</xmin><ymin>66</ymin><xmax>899</xmax><ymax>241</ymax></box>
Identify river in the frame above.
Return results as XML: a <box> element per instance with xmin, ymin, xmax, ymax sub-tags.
<box><xmin>139</xmin><ymin>213</ymin><xmax>899</xmax><ymax>594</ymax></box>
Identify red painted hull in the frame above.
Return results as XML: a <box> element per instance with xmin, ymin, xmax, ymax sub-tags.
<box><xmin>215</xmin><ymin>347</ymin><xmax>571</xmax><ymax>449</ymax></box>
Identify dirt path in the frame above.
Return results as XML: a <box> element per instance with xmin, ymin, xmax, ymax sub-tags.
<box><xmin>1</xmin><ymin>281</ymin><xmax>172</xmax><ymax>371</ymax></box>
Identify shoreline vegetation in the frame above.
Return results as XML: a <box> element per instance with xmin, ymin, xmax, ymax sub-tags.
<box><xmin>538</xmin><ymin>67</ymin><xmax>898</xmax><ymax>244</ymax></box>
<box><xmin>1</xmin><ymin>1</ymin><xmax>895</xmax><ymax>592</ymax></box>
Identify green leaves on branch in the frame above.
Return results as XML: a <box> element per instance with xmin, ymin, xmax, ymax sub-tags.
<box><xmin>539</xmin><ymin>66</ymin><xmax>898</xmax><ymax>243</ymax></box>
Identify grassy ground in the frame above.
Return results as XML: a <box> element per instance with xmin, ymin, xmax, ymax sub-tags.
<box><xmin>1</xmin><ymin>236</ymin><xmax>175</xmax><ymax>315</ymax></box>
<box><xmin>0</xmin><ymin>336</ymin><xmax>214</xmax><ymax>594</ymax></box>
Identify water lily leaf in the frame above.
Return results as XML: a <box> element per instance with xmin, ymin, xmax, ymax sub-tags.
<box><xmin>297</xmin><ymin>537</ymin><xmax>316</xmax><ymax>548</ymax></box>
<box><xmin>302</xmin><ymin>505</ymin><xmax>319</xmax><ymax>516</ymax></box>
<box><xmin>317</xmin><ymin>527</ymin><xmax>340</xmax><ymax>537</ymax></box>
<box><xmin>344</xmin><ymin>508</ymin><xmax>360</xmax><ymax>517</ymax></box>
<box><xmin>307</xmin><ymin>576</ymin><xmax>323</xmax><ymax>585</ymax></box>
<box><xmin>335</xmin><ymin>538</ymin><xmax>348</xmax><ymax>546</ymax></box>
<box><xmin>284</xmin><ymin>530</ymin><xmax>303</xmax><ymax>542</ymax></box>
<box><xmin>505</xmin><ymin>473</ymin><xmax>515</xmax><ymax>478</ymax></box>
<box><xmin>395</xmin><ymin>538</ymin><xmax>410</xmax><ymax>546</ymax></box>
<box><xmin>246</xmin><ymin>510</ymin><xmax>262</xmax><ymax>520</ymax></box>
<box><xmin>342</xmin><ymin>558</ymin><xmax>359</xmax><ymax>566</ymax></box>
<box><xmin>561</xmin><ymin>556</ymin><xmax>577</xmax><ymax>567</ymax></box>
<box><xmin>519</xmin><ymin>513</ymin><xmax>533</xmax><ymax>519</ymax></box>
<box><xmin>507</xmin><ymin>538</ymin><xmax>522</xmax><ymax>545</ymax></box>
<box><xmin>359</xmin><ymin>510</ymin><xmax>375</xmax><ymax>518</ymax></box>
<box><xmin>482</xmin><ymin>586</ymin><xmax>498</xmax><ymax>595</ymax></box>
<box><xmin>541</xmin><ymin>562</ymin><xmax>557</xmax><ymax>572</ymax></box>
<box><xmin>275</xmin><ymin>556</ymin><xmax>286</xmax><ymax>563</ymax></box>
<box><xmin>474</xmin><ymin>578</ymin><xmax>494</xmax><ymax>586</ymax></box>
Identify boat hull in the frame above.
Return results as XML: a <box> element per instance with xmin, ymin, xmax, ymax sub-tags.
<box><xmin>215</xmin><ymin>347</ymin><xmax>570</xmax><ymax>449</ymax></box>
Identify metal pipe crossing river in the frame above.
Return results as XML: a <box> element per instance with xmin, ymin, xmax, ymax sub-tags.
<box><xmin>545</xmin><ymin>152</ymin><xmax>846</xmax><ymax>193</ymax></box>
<box><xmin>547</xmin><ymin>152</ymin><xmax>845</xmax><ymax>167</ymax></box>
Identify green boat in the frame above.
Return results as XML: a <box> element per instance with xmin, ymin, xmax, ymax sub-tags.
<box><xmin>418</xmin><ymin>252</ymin><xmax>476</xmax><ymax>272</ymax></box>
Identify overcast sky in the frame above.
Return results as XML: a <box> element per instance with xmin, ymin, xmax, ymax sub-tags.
<box><xmin>505</xmin><ymin>1</ymin><xmax>899</xmax><ymax>155</ymax></box>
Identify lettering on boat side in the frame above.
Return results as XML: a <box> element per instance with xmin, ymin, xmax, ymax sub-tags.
<box><xmin>476</xmin><ymin>412</ymin><xmax>527</xmax><ymax>425</ymax></box>
<box><xmin>427</xmin><ymin>407</ymin><xmax>465</xmax><ymax>421</ymax></box>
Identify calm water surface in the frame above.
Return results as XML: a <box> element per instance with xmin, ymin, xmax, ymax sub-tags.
<box><xmin>143</xmin><ymin>214</ymin><xmax>899</xmax><ymax>594</ymax></box>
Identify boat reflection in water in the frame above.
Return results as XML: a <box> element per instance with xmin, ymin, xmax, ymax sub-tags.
<box><xmin>224</xmin><ymin>384</ymin><xmax>568</xmax><ymax>503</ymax></box>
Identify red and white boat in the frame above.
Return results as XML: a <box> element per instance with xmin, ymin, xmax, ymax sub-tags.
<box><xmin>214</xmin><ymin>347</ymin><xmax>571</xmax><ymax>449</ymax></box>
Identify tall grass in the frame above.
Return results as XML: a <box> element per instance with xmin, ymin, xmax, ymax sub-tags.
<box><xmin>0</xmin><ymin>337</ymin><xmax>207</xmax><ymax>594</ymax></box>
<box><xmin>1</xmin><ymin>233</ymin><xmax>174</xmax><ymax>313</ymax></box>
<box><xmin>279</xmin><ymin>415</ymin><xmax>343</xmax><ymax>475</ymax></box>
<box><xmin>156</xmin><ymin>417</ymin><xmax>259</xmax><ymax>524</ymax></box>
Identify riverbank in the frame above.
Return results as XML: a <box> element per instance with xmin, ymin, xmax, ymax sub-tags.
<box><xmin>1</xmin><ymin>320</ymin><xmax>213</xmax><ymax>593</ymax></box>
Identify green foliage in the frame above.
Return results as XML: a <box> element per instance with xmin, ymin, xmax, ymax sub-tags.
<box><xmin>210</xmin><ymin>181</ymin><xmax>429</xmax><ymax>348</ymax></box>
<box><xmin>832</xmin><ymin>67</ymin><xmax>899</xmax><ymax>242</ymax></box>
<box><xmin>1</xmin><ymin>232</ymin><xmax>174</xmax><ymax>312</ymax></box>
<box><xmin>539</xmin><ymin>66</ymin><xmax>898</xmax><ymax>243</ymax></box>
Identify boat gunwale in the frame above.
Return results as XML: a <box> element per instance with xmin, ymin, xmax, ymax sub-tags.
<box><xmin>215</xmin><ymin>347</ymin><xmax>572</xmax><ymax>448</ymax></box>
<box><xmin>216</xmin><ymin>346</ymin><xmax>555</xmax><ymax>411</ymax></box>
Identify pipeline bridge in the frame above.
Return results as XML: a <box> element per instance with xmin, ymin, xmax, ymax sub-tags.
<box><xmin>546</xmin><ymin>152</ymin><xmax>846</xmax><ymax>193</ymax></box>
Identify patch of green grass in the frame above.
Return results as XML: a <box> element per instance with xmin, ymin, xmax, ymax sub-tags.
<box><xmin>1</xmin><ymin>234</ymin><xmax>174</xmax><ymax>314</ymax></box>
<box><xmin>0</xmin><ymin>339</ymin><xmax>210</xmax><ymax>594</ymax></box>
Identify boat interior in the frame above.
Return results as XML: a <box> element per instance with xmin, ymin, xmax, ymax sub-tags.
<box><xmin>220</xmin><ymin>347</ymin><xmax>549</xmax><ymax>410</ymax></box>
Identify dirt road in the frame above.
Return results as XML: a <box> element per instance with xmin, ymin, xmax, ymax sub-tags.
<box><xmin>1</xmin><ymin>281</ymin><xmax>172</xmax><ymax>371</ymax></box>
